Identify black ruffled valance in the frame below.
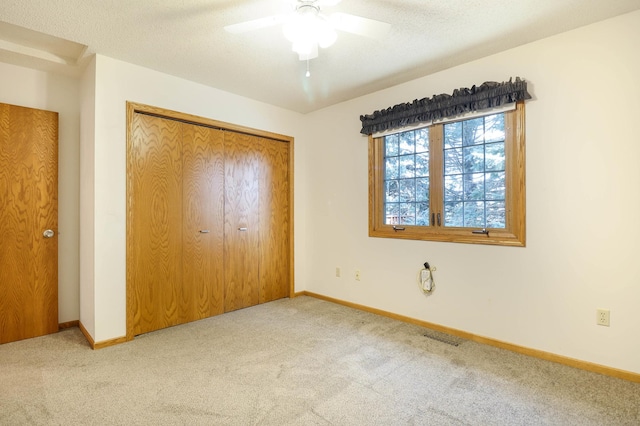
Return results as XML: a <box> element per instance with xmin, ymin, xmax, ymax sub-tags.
<box><xmin>359</xmin><ymin>77</ymin><xmax>531</xmax><ymax>135</ymax></box>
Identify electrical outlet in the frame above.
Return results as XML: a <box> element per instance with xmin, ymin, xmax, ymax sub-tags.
<box><xmin>596</xmin><ymin>309</ymin><xmax>610</xmax><ymax>326</ymax></box>
<box><xmin>355</xmin><ymin>270</ymin><xmax>361</xmax><ymax>281</ymax></box>
<box><xmin>335</xmin><ymin>267</ymin><xmax>341</xmax><ymax>278</ymax></box>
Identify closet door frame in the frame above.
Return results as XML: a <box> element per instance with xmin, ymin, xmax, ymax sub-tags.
<box><xmin>125</xmin><ymin>102</ymin><xmax>294</xmax><ymax>341</ymax></box>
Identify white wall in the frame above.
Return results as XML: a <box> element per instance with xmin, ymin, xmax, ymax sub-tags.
<box><xmin>79</xmin><ymin>56</ymin><xmax>96</xmax><ymax>336</ymax></box>
<box><xmin>303</xmin><ymin>10</ymin><xmax>640</xmax><ymax>374</ymax></box>
<box><xmin>0</xmin><ymin>61</ymin><xmax>80</xmax><ymax>324</ymax></box>
<box><xmin>84</xmin><ymin>55</ymin><xmax>307</xmax><ymax>342</ymax></box>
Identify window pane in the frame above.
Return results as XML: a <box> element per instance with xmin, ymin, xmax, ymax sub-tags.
<box><xmin>399</xmin><ymin>155</ymin><xmax>415</xmax><ymax>178</ymax></box>
<box><xmin>417</xmin><ymin>202</ymin><xmax>430</xmax><ymax>226</ymax></box>
<box><xmin>486</xmin><ymin>201</ymin><xmax>506</xmax><ymax>228</ymax></box>
<box><xmin>444</xmin><ymin>175</ymin><xmax>463</xmax><ymax>201</ymax></box>
<box><xmin>399</xmin><ymin>132</ymin><xmax>414</xmax><ymax>155</ymax></box>
<box><xmin>485</xmin><ymin>172</ymin><xmax>505</xmax><ymax>200</ymax></box>
<box><xmin>385</xmin><ymin>157</ymin><xmax>398</xmax><ymax>179</ymax></box>
<box><xmin>463</xmin><ymin>117</ymin><xmax>484</xmax><ymax>146</ymax></box>
<box><xmin>444</xmin><ymin>121</ymin><xmax>462</xmax><ymax>148</ymax></box>
<box><xmin>415</xmin><ymin>178</ymin><xmax>429</xmax><ymax>202</ymax></box>
<box><xmin>463</xmin><ymin>145</ymin><xmax>484</xmax><ymax>173</ymax></box>
<box><xmin>385</xmin><ymin>203</ymin><xmax>399</xmax><ymax>225</ymax></box>
<box><xmin>463</xmin><ymin>173</ymin><xmax>485</xmax><ymax>201</ymax></box>
<box><xmin>385</xmin><ymin>134</ymin><xmax>399</xmax><ymax>156</ymax></box>
<box><xmin>415</xmin><ymin>152</ymin><xmax>429</xmax><ymax>177</ymax></box>
<box><xmin>385</xmin><ymin>180</ymin><xmax>399</xmax><ymax>203</ymax></box>
<box><xmin>399</xmin><ymin>203</ymin><xmax>416</xmax><ymax>225</ymax></box>
<box><xmin>444</xmin><ymin>148</ymin><xmax>463</xmax><ymax>175</ymax></box>
<box><xmin>399</xmin><ymin>179</ymin><xmax>415</xmax><ymax>202</ymax></box>
<box><xmin>484</xmin><ymin>114</ymin><xmax>505</xmax><ymax>143</ymax></box>
<box><xmin>485</xmin><ymin>142</ymin><xmax>505</xmax><ymax>171</ymax></box>
<box><xmin>416</xmin><ymin>128</ymin><xmax>429</xmax><ymax>153</ymax></box>
<box><xmin>464</xmin><ymin>201</ymin><xmax>485</xmax><ymax>227</ymax></box>
<box><xmin>383</xmin><ymin>128</ymin><xmax>429</xmax><ymax>228</ymax></box>
<box><xmin>443</xmin><ymin>112</ymin><xmax>507</xmax><ymax>229</ymax></box>
<box><xmin>444</xmin><ymin>201</ymin><xmax>463</xmax><ymax>227</ymax></box>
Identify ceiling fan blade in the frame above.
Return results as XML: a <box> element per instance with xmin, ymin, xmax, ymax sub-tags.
<box><xmin>318</xmin><ymin>0</ymin><xmax>342</xmax><ymax>6</ymax></box>
<box><xmin>329</xmin><ymin>12</ymin><xmax>390</xmax><ymax>39</ymax></box>
<box><xmin>224</xmin><ymin>14</ymin><xmax>286</xmax><ymax>34</ymax></box>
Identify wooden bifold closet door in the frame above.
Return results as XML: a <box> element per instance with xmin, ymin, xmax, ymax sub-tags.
<box><xmin>128</xmin><ymin>107</ymin><xmax>291</xmax><ymax>337</ymax></box>
<box><xmin>223</xmin><ymin>133</ymin><xmax>290</xmax><ymax>311</ymax></box>
<box><xmin>223</xmin><ymin>132</ymin><xmax>260</xmax><ymax>312</ymax></box>
<box><xmin>129</xmin><ymin>113</ymin><xmax>224</xmax><ymax>336</ymax></box>
<box><xmin>257</xmin><ymin>136</ymin><xmax>290</xmax><ymax>304</ymax></box>
<box><xmin>182</xmin><ymin>124</ymin><xmax>225</xmax><ymax>320</ymax></box>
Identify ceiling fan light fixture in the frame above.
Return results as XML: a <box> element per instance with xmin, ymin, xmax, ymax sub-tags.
<box><xmin>282</xmin><ymin>16</ymin><xmax>304</xmax><ymax>44</ymax></box>
<box><xmin>226</xmin><ymin>0</ymin><xmax>390</xmax><ymax>64</ymax></box>
<box><xmin>316</xmin><ymin>19</ymin><xmax>337</xmax><ymax>48</ymax></box>
<box><xmin>292</xmin><ymin>39</ymin><xmax>315</xmax><ymax>55</ymax></box>
<box><xmin>283</xmin><ymin>3</ymin><xmax>337</xmax><ymax>57</ymax></box>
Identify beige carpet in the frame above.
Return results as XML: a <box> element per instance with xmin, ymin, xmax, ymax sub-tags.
<box><xmin>1</xmin><ymin>296</ymin><xmax>639</xmax><ymax>425</ymax></box>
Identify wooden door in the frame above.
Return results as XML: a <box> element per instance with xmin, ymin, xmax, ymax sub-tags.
<box><xmin>127</xmin><ymin>103</ymin><xmax>293</xmax><ymax>337</ymax></box>
<box><xmin>259</xmin><ymin>138</ymin><xmax>290</xmax><ymax>303</ymax></box>
<box><xmin>129</xmin><ymin>113</ymin><xmax>183</xmax><ymax>336</ymax></box>
<box><xmin>182</xmin><ymin>124</ymin><xmax>225</xmax><ymax>320</ymax></box>
<box><xmin>224</xmin><ymin>132</ymin><xmax>260</xmax><ymax>312</ymax></box>
<box><xmin>0</xmin><ymin>103</ymin><xmax>58</xmax><ymax>344</ymax></box>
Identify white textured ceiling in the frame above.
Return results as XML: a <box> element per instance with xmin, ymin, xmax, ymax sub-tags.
<box><xmin>1</xmin><ymin>0</ymin><xmax>639</xmax><ymax>113</ymax></box>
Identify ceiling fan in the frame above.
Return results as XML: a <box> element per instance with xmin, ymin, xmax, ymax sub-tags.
<box><xmin>224</xmin><ymin>0</ymin><xmax>391</xmax><ymax>61</ymax></box>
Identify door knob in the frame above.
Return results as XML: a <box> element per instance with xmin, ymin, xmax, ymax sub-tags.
<box><xmin>43</xmin><ymin>229</ymin><xmax>55</xmax><ymax>238</ymax></box>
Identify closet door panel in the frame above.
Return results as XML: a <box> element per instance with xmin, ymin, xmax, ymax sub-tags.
<box><xmin>259</xmin><ymin>138</ymin><xmax>290</xmax><ymax>303</ymax></box>
<box><xmin>224</xmin><ymin>133</ymin><xmax>260</xmax><ymax>312</ymax></box>
<box><xmin>130</xmin><ymin>114</ymin><xmax>183</xmax><ymax>336</ymax></box>
<box><xmin>182</xmin><ymin>124</ymin><xmax>225</xmax><ymax>320</ymax></box>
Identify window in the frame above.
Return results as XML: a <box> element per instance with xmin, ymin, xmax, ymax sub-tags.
<box><xmin>369</xmin><ymin>101</ymin><xmax>525</xmax><ymax>246</ymax></box>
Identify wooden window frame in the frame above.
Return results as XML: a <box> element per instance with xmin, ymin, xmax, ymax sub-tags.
<box><xmin>368</xmin><ymin>101</ymin><xmax>526</xmax><ymax>247</ymax></box>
